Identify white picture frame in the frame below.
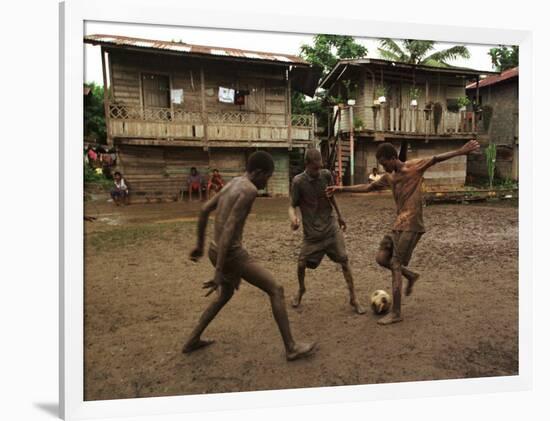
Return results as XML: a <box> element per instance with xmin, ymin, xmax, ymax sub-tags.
<box><xmin>61</xmin><ymin>0</ymin><xmax>533</xmax><ymax>419</ymax></box>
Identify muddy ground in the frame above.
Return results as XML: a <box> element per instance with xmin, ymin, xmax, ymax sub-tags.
<box><xmin>84</xmin><ymin>193</ymin><xmax>518</xmax><ymax>401</ymax></box>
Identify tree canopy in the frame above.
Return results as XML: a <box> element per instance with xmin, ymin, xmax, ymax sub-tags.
<box><xmin>84</xmin><ymin>82</ymin><xmax>107</xmax><ymax>143</ymax></box>
<box><xmin>488</xmin><ymin>45</ymin><xmax>519</xmax><ymax>72</ymax></box>
<box><xmin>378</xmin><ymin>39</ymin><xmax>470</xmax><ymax>67</ymax></box>
<box><xmin>299</xmin><ymin>34</ymin><xmax>368</xmax><ymax>77</ymax></box>
<box><xmin>294</xmin><ymin>35</ymin><xmax>368</xmax><ymax>133</ymax></box>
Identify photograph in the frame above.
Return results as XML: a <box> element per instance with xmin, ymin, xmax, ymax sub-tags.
<box><xmin>82</xmin><ymin>20</ymin><xmax>519</xmax><ymax>401</ymax></box>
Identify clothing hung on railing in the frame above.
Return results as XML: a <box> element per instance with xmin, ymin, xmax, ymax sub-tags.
<box><xmin>218</xmin><ymin>87</ymin><xmax>235</xmax><ymax>103</ymax></box>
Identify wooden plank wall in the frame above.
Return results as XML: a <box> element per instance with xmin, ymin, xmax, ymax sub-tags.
<box><xmin>268</xmin><ymin>150</ymin><xmax>290</xmax><ymax>196</ymax></box>
<box><xmin>109</xmin><ymin>50</ymin><xmax>287</xmax><ymax>116</ymax></box>
<box><xmin>116</xmin><ymin>144</ymin><xmax>291</xmax><ymax>200</ymax></box>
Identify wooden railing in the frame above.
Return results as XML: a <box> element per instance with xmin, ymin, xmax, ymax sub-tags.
<box><xmin>106</xmin><ymin>103</ymin><xmax>314</xmax><ymax>142</ymax></box>
<box><xmin>340</xmin><ymin>105</ymin><xmax>477</xmax><ymax>135</ymax></box>
<box><xmin>108</xmin><ymin>104</ymin><xmax>313</xmax><ymax>128</ymax></box>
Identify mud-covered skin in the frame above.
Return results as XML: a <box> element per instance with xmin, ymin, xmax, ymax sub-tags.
<box><xmin>184</xmin><ymin>172</ymin><xmax>316</xmax><ymax>361</ymax></box>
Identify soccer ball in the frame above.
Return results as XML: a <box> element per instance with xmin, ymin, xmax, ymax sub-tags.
<box><xmin>370</xmin><ymin>290</ymin><xmax>392</xmax><ymax>315</ymax></box>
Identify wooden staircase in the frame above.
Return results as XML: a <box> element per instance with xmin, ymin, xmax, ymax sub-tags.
<box><xmin>325</xmin><ymin>107</ymin><xmax>352</xmax><ymax>185</ymax></box>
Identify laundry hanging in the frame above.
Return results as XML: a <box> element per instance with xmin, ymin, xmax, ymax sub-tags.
<box><xmin>218</xmin><ymin>87</ymin><xmax>235</xmax><ymax>103</ymax></box>
<box><xmin>234</xmin><ymin>89</ymin><xmax>250</xmax><ymax>105</ymax></box>
<box><xmin>171</xmin><ymin>89</ymin><xmax>184</xmax><ymax>104</ymax></box>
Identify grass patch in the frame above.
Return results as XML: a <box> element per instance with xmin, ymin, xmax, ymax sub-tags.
<box><xmin>86</xmin><ymin>221</ymin><xmax>193</xmax><ymax>253</ymax></box>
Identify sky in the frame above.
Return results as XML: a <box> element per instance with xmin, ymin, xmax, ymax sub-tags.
<box><xmin>84</xmin><ymin>20</ymin><xmax>498</xmax><ymax>86</ymax></box>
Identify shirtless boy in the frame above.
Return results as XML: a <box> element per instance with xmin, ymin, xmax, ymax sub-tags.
<box><xmin>183</xmin><ymin>151</ymin><xmax>316</xmax><ymax>361</ymax></box>
<box><xmin>289</xmin><ymin>148</ymin><xmax>365</xmax><ymax>314</ymax></box>
<box><xmin>327</xmin><ymin>140</ymin><xmax>480</xmax><ymax>325</ymax></box>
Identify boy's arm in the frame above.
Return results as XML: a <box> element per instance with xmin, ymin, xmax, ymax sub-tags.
<box><xmin>190</xmin><ymin>193</ymin><xmax>221</xmax><ymax>261</ymax></box>
<box><xmin>288</xmin><ymin>206</ymin><xmax>301</xmax><ymax>230</ymax></box>
<box><xmin>421</xmin><ymin>140</ymin><xmax>480</xmax><ymax>172</ymax></box>
<box><xmin>326</xmin><ymin>174</ymin><xmax>390</xmax><ymax>196</ymax></box>
<box><xmin>288</xmin><ymin>178</ymin><xmax>301</xmax><ymax>230</ymax></box>
<box><xmin>434</xmin><ymin>139</ymin><xmax>480</xmax><ymax>163</ymax></box>
<box><xmin>328</xmin><ymin>195</ymin><xmax>346</xmax><ymax>231</ymax></box>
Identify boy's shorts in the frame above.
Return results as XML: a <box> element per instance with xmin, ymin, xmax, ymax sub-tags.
<box><xmin>208</xmin><ymin>245</ymin><xmax>253</xmax><ymax>290</ymax></box>
<box><xmin>299</xmin><ymin>230</ymin><xmax>348</xmax><ymax>269</ymax></box>
<box><xmin>384</xmin><ymin>230</ymin><xmax>423</xmax><ymax>266</ymax></box>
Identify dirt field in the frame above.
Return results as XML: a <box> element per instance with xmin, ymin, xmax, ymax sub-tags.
<box><xmin>84</xmin><ymin>193</ymin><xmax>518</xmax><ymax>401</ymax></box>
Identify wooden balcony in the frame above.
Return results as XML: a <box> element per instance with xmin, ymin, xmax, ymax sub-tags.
<box><xmin>106</xmin><ymin>103</ymin><xmax>315</xmax><ymax>148</ymax></box>
<box><xmin>339</xmin><ymin>105</ymin><xmax>477</xmax><ymax>140</ymax></box>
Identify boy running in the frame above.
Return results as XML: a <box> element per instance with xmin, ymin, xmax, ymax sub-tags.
<box><xmin>327</xmin><ymin>140</ymin><xmax>480</xmax><ymax>325</ymax></box>
<box><xmin>289</xmin><ymin>148</ymin><xmax>365</xmax><ymax>314</ymax></box>
<box><xmin>183</xmin><ymin>151</ymin><xmax>316</xmax><ymax>361</ymax></box>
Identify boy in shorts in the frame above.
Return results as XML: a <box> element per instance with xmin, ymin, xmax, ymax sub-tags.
<box><xmin>289</xmin><ymin>148</ymin><xmax>365</xmax><ymax>314</ymax></box>
<box><xmin>327</xmin><ymin>140</ymin><xmax>480</xmax><ymax>325</ymax></box>
<box><xmin>183</xmin><ymin>151</ymin><xmax>316</xmax><ymax>361</ymax></box>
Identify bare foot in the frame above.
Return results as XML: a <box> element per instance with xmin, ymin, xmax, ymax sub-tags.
<box><xmin>286</xmin><ymin>342</ymin><xmax>317</xmax><ymax>361</ymax></box>
<box><xmin>351</xmin><ymin>300</ymin><xmax>366</xmax><ymax>315</ymax></box>
<box><xmin>377</xmin><ymin>312</ymin><xmax>403</xmax><ymax>325</ymax></box>
<box><xmin>291</xmin><ymin>290</ymin><xmax>305</xmax><ymax>308</ymax></box>
<box><xmin>405</xmin><ymin>273</ymin><xmax>420</xmax><ymax>296</ymax></box>
<box><xmin>182</xmin><ymin>339</ymin><xmax>215</xmax><ymax>354</ymax></box>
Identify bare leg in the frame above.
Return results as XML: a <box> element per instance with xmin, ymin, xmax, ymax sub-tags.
<box><xmin>291</xmin><ymin>261</ymin><xmax>307</xmax><ymax>308</ymax></box>
<box><xmin>376</xmin><ymin>250</ymin><xmax>419</xmax><ymax>296</ymax></box>
<box><xmin>341</xmin><ymin>261</ymin><xmax>366</xmax><ymax>314</ymax></box>
<box><xmin>378</xmin><ymin>257</ymin><xmax>404</xmax><ymax>325</ymax></box>
<box><xmin>182</xmin><ymin>283</ymin><xmax>234</xmax><ymax>353</ymax></box>
<box><xmin>188</xmin><ymin>186</ymin><xmax>192</xmax><ymax>202</ymax></box>
<box><xmin>241</xmin><ymin>261</ymin><xmax>316</xmax><ymax>361</ymax></box>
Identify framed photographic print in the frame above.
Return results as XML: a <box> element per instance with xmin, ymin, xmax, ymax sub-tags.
<box><xmin>61</xmin><ymin>0</ymin><xmax>532</xmax><ymax>419</ymax></box>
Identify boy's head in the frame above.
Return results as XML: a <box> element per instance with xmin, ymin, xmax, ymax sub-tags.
<box><xmin>304</xmin><ymin>148</ymin><xmax>323</xmax><ymax>179</ymax></box>
<box><xmin>372</xmin><ymin>167</ymin><xmax>378</xmax><ymax>175</ymax></box>
<box><xmin>213</xmin><ymin>169</ymin><xmax>219</xmax><ymax>176</ymax></box>
<box><xmin>114</xmin><ymin>171</ymin><xmax>122</xmax><ymax>181</ymax></box>
<box><xmin>190</xmin><ymin>167</ymin><xmax>197</xmax><ymax>176</ymax></box>
<box><xmin>376</xmin><ymin>143</ymin><xmax>399</xmax><ymax>172</ymax></box>
<box><xmin>246</xmin><ymin>151</ymin><xmax>274</xmax><ymax>189</ymax></box>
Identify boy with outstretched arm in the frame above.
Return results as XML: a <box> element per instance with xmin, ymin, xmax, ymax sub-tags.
<box><xmin>327</xmin><ymin>140</ymin><xmax>480</xmax><ymax>325</ymax></box>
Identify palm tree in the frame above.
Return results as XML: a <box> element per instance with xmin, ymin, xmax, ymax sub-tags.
<box><xmin>378</xmin><ymin>39</ymin><xmax>470</xmax><ymax>67</ymax></box>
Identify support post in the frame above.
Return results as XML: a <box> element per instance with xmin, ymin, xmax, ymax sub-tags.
<box><xmin>337</xmin><ymin>107</ymin><xmax>343</xmax><ymax>187</ymax></box>
<box><xmin>100</xmin><ymin>47</ymin><xmax>112</xmax><ymax>145</ymax></box>
<box><xmin>287</xmin><ymin>68</ymin><xmax>292</xmax><ymax>150</ymax></box>
<box><xmin>200</xmin><ymin>66</ymin><xmax>208</xmax><ymax>149</ymax></box>
<box><xmin>349</xmin><ymin>105</ymin><xmax>355</xmax><ymax>186</ymax></box>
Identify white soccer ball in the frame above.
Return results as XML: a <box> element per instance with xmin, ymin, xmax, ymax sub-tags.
<box><xmin>370</xmin><ymin>290</ymin><xmax>392</xmax><ymax>315</ymax></box>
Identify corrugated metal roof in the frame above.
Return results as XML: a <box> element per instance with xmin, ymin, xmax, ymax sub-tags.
<box><xmin>466</xmin><ymin>67</ymin><xmax>518</xmax><ymax>90</ymax></box>
<box><xmin>320</xmin><ymin>58</ymin><xmax>497</xmax><ymax>90</ymax></box>
<box><xmin>84</xmin><ymin>34</ymin><xmax>308</xmax><ymax>66</ymax></box>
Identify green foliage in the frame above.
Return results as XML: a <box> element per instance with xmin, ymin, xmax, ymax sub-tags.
<box><xmin>433</xmin><ymin>102</ymin><xmax>443</xmax><ymax>131</ymax></box>
<box><xmin>494</xmin><ymin>178</ymin><xmax>518</xmax><ymax>190</ymax></box>
<box><xmin>353</xmin><ymin>116</ymin><xmax>364</xmax><ymax>129</ymax></box>
<box><xmin>375</xmin><ymin>85</ymin><xmax>387</xmax><ymax>98</ymax></box>
<box><xmin>488</xmin><ymin>46</ymin><xmax>518</xmax><ymax>72</ymax></box>
<box><xmin>409</xmin><ymin>86</ymin><xmax>420</xmax><ymax>99</ymax></box>
<box><xmin>299</xmin><ymin>34</ymin><xmax>368</xmax><ymax>77</ymax></box>
<box><xmin>485</xmin><ymin>143</ymin><xmax>497</xmax><ymax>189</ymax></box>
<box><xmin>457</xmin><ymin>96</ymin><xmax>471</xmax><ymax>108</ymax></box>
<box><xmin>84</xmin><ymin>82</ymin><xmax>107</xmax><ymax>143</ymax></box>
<box><xmin>296</xmin><ymin>34</ymin><xmax>368</xmax><ymax>134</ymax></box>
<box><xmin>342</xmin><ymin>79</ymin><xmax>360</xmax><ymax>99</ymax></box>
<box><xmin>84</xmin><ymin>161</ymin><xmax>112</xmax><ymax>189</ymax></box>
<box><xmin>378</xmin><ymin>39</ymin><xmax>470</xmax><ymax>67</ymax></box>
<box><xmin>482</xmin><ymin>105</ymin><xmax>493</xmax><ymax>132</ymax></box>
